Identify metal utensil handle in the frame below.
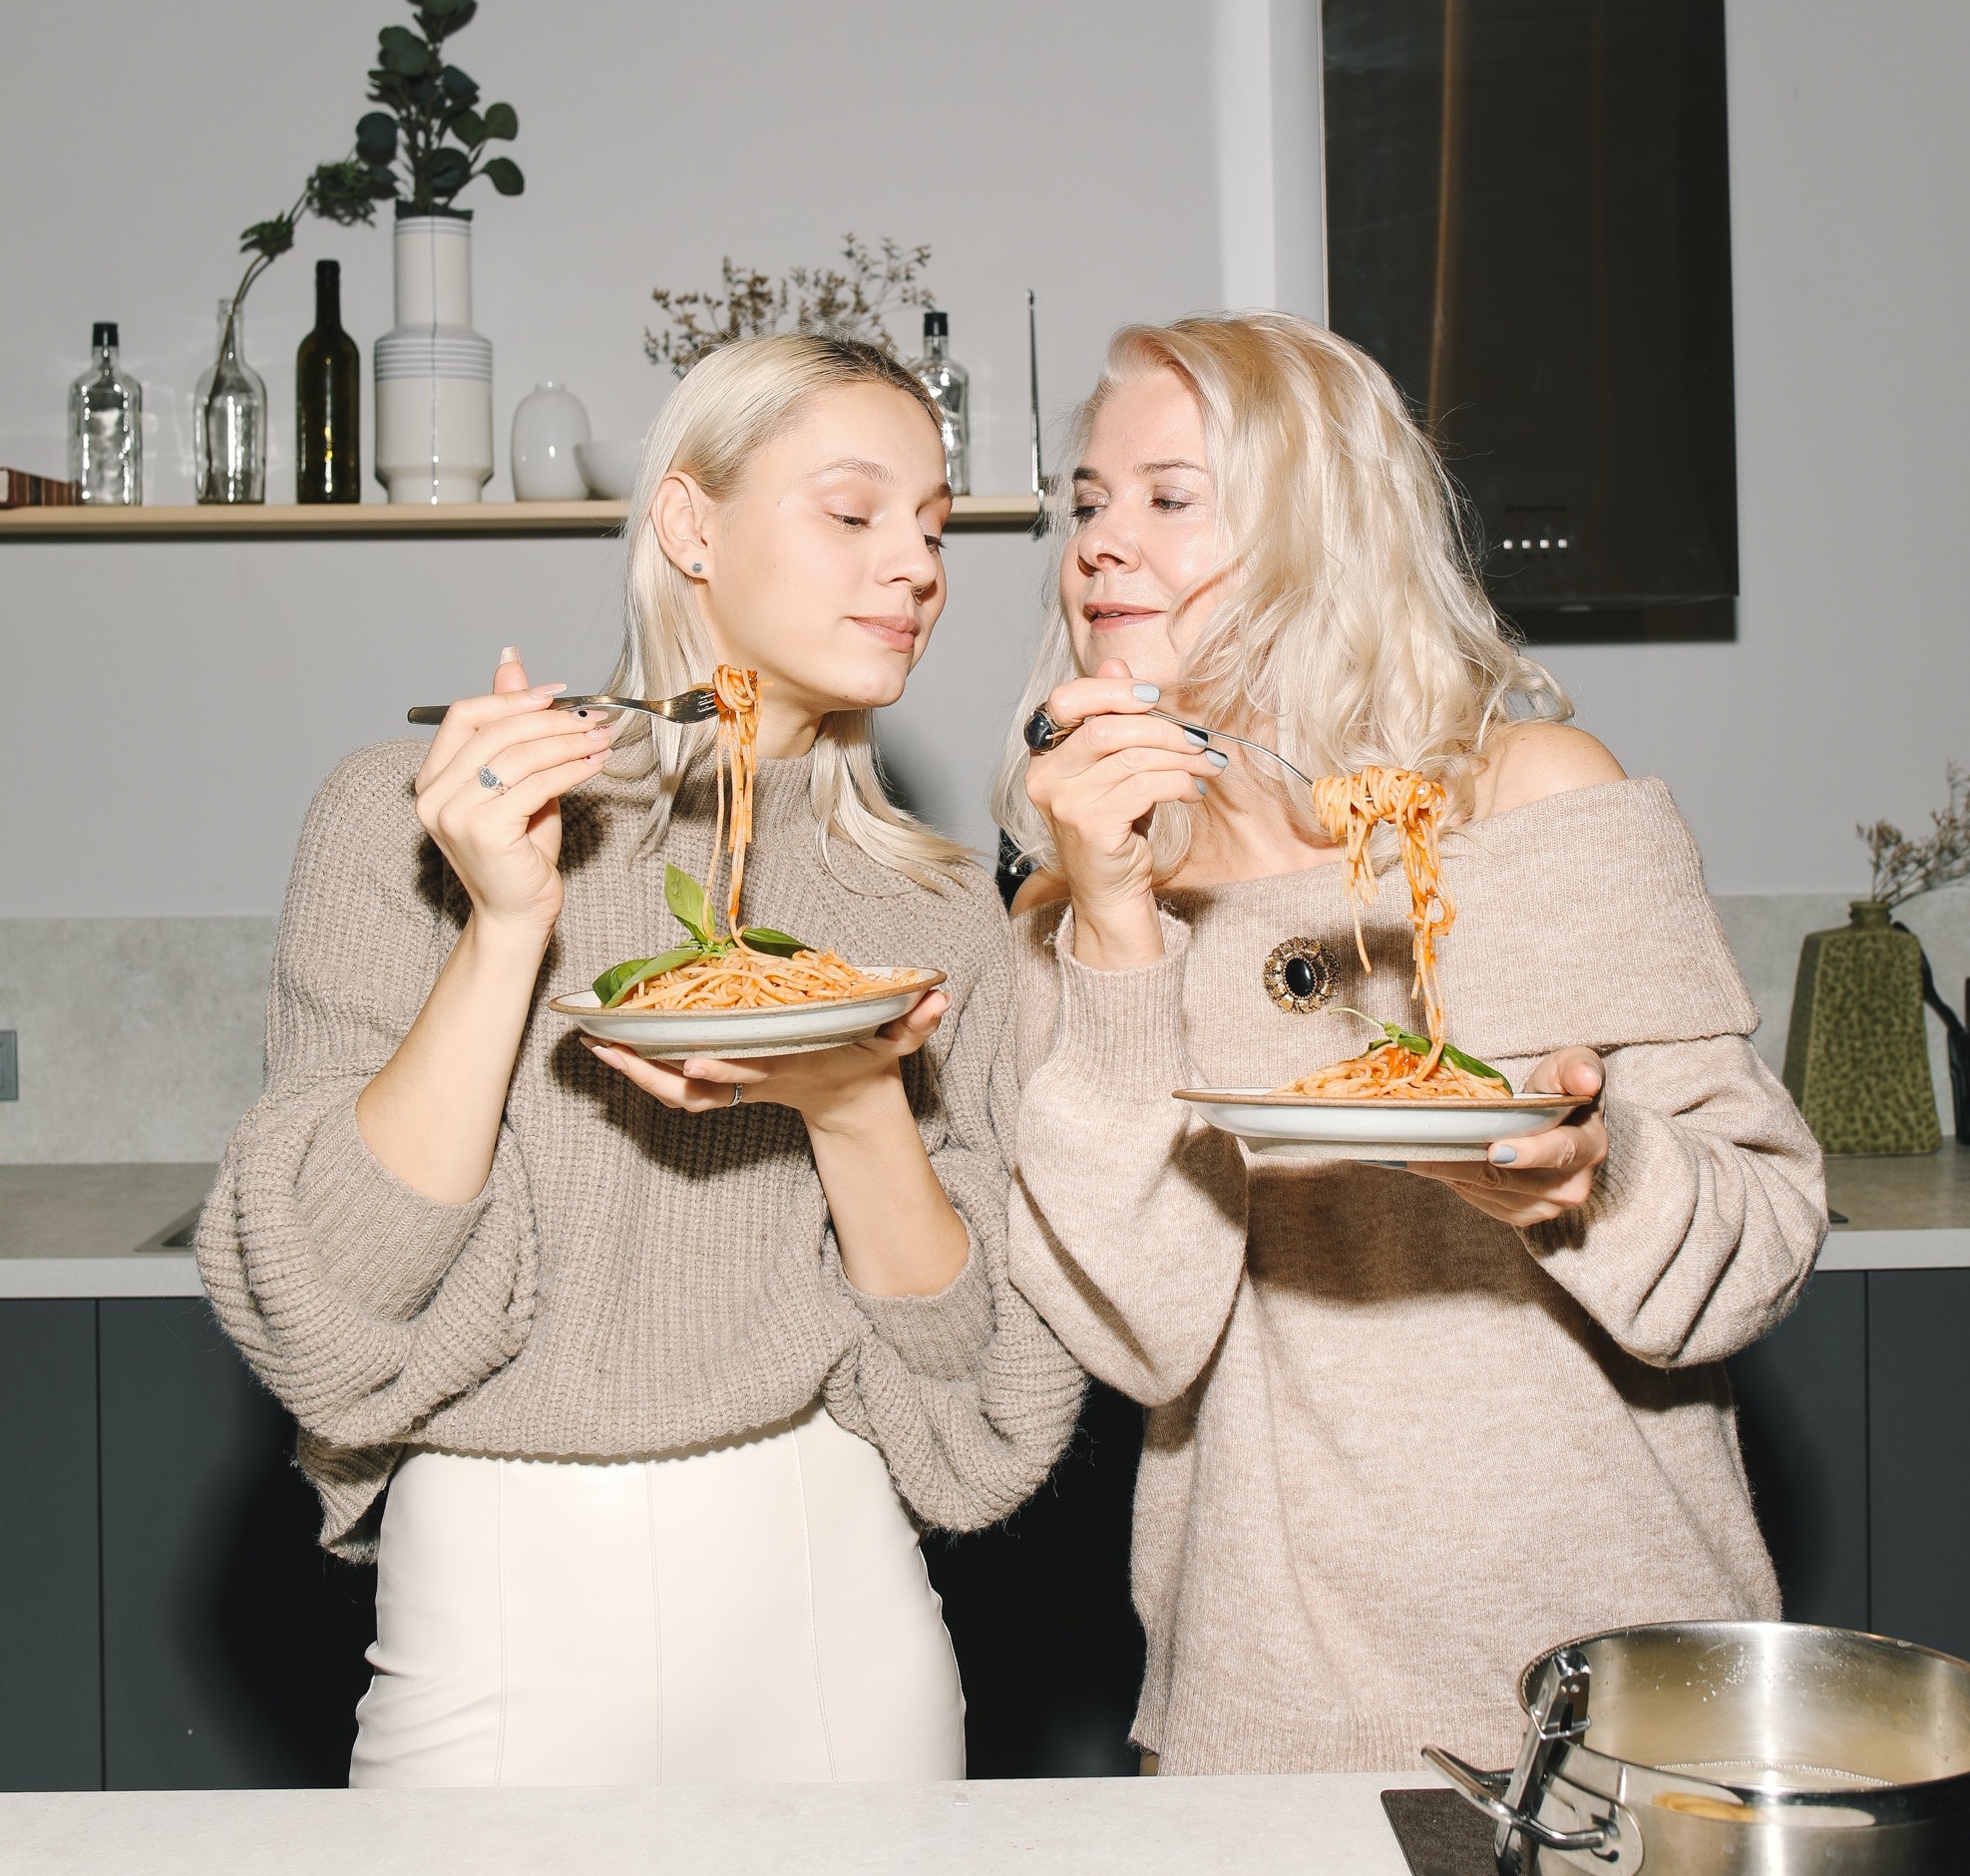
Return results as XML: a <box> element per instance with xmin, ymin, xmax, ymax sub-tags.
<box><xmin>407</xmin><ymin>691</ymin><xmax>715</xmax><ymax>728</ymax></box>
<box><xmin>1147</xmin><ymin>711</ymin><xmax>1317</xmax><ymax>788</ymax></box>
<box><xmin>1421</xmin><ymin>1746</ymin><xmax>1615</xmax><ymax>1855</ymax></box>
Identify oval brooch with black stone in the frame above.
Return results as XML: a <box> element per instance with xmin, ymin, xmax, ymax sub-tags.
<box><xmin>1263</xmin><ymin>937</ymin><xmax>1337</xmax><ymax>1013</ymax></box>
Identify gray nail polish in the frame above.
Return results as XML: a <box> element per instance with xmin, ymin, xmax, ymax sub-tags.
<box><xmin>1183</xmin><ymin>727</ymin><xmax>1209</xmax><ymax>747</ymax></box>
<box><xmin>1196</xmin><ymin>778</ymin><xmax>1209</xmax><ymax>796</ymax></box>
<box><xmin>1491</xmin><ymin>1144</ymin><xmax>1518</xmax><ymax>1164</ymax></box>
<box><xmin>1205</xmin><ymin>748</ymin><xmax>1230</xmax><ymax>770</ymax></box>
<box><xmin>1132</xmin><ymin>682</ymin><xmax>1161</xmax><ymax>703</ymax></box>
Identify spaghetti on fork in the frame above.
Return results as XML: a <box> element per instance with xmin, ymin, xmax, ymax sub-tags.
<box><xmin>603</xmin><ymin>666</ymin><xmax>894</xmax><ymax>1012</ymax></box>
<box><xmin>1272</xmin><ymin>766</ymin><xmax>1509</xmax><ymax>1098</ymax></box>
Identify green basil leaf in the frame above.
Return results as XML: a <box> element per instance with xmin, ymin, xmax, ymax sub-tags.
<box><xmin>593</xmin><ymin>946</ymin><xmax>701</xmax><ymax>1008</ymax></box>
<box><xmin>739</xmin><ymin>927</ymin><xmax>808</xmax><ymax>958</ymax></box>
<box><xmin>663</xmin><ymin>864</ymin><xmax>710</xmax><ymax>945</ymax></box>
<box><xmin>1440</xmin><ymin>1041</ymin><xmax>1512</xmax><ymax>1093</ymax></box>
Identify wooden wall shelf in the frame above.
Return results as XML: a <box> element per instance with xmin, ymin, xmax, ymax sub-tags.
<box><xmin>0</xmin><ymin>493</ymin><xmax>1043</xmax><ymax>542</ymax></box>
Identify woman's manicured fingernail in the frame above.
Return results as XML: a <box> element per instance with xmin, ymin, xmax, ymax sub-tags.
<box><xmin>500</xmin><ymin>645</ymin><xmax>521</xmax><ymax>664</ymax></box>
<box><xmin>1183</xmin><ymin>726</ymin><xmax>1209</xmax><ymax>747</ymax></box>
<box><xmin>1132</xmin><ymin>683</ymin><xmax>1161</xmax><ymax>703</ymax></box>
<box><xmin>1196</xmin><ymin>778</ymin><xmax>1209</xmax><ymax>796</ymax></box>
<box><xmin>1205</xmin><ymin>748</ymin><xmax>1230</xmax><ymax>770</ymax></box>
<box><xmin>1490</xmin><ymin>1144</ymin><xmax>1518</xmax><ymax>1164</ymax></box>
<box><xmin>531</xmin><ymin>682</ymin><xmax>566</xmax><ymax>698</ymax></box>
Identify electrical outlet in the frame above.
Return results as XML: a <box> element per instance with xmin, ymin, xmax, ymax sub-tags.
<box><xmin>0</xmin><ymin>1030</ymin><xmax>15</xmax><ymax>1101</ymax></box>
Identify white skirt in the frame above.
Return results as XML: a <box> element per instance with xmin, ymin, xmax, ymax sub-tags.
<box><xmin>349</xmin><ymin>1401</ymin><xmax>966</xmax><ymax>1786</ymax></box>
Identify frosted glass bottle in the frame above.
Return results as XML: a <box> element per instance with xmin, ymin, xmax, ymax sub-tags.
<box><xmin>195</xmin><ymin>300</ymin><xmax>268</xmax><ymax>504</ymax></box>
<box><xmin>68</xmin><ymin>322</ymin><xmax>143</xmax><ymax>505</ymax></box>
<box><xmin>911</xmin><ymin>309</ymin><xmax>970</xmax><ymax>496</ymax></box>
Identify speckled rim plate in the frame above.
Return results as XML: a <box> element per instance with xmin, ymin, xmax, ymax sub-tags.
<box><xmin>1173</xmin><ymin>1086</ymin><xmax>1586</xmax><ymax>1152</ymax></box>
<box><xmin>550</xmin><ymin>968</ymin><xmax>945</xmax><ymax>1060</ymax></box>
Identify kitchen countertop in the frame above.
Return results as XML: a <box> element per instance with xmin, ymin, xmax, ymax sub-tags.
<box><xmin>3</xmin><ymin>1141</ymin><xmax>1969</xmax><ymax>1301</ymax></box>
<box><xmin>0</xmin><ymin>1773</ymin><xmax>1438</xmax><ymax>1876</ymax></box>
<box><xmin>0</xmin><ymin>1162</ymin><xmax>212</xmax><ymax>1297</ymax></box>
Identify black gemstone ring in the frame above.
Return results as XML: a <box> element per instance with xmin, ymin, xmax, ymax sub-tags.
<box><xmin>1024</xmin><ymin>707</ymin><xmax>1070</xmax><ymax>755</ymax></box>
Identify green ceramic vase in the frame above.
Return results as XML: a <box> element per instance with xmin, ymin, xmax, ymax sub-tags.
<box><xmin>1782</xmin><ymin>901</ymin><xmax>1940</xmax><ymax>1156</ymax></box>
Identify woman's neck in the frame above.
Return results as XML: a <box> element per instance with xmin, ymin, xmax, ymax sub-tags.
<box><xmin>757</xmin><ymin>695</ymin><xmax>824</xmax><ymax>760</ymax></box>
<box><xmin>1170</xmin><ymin>759</ymin><xmax>1338</xmax><ymax>888</ymax></box>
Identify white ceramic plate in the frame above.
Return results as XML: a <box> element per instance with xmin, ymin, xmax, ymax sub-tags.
<box><xmin>1173</xmin><ymin>1086</ymin><xmax>1586</xmax><ymax>1155</ymax></box>
<box><xmin>551</xmin><ymin>968</ymin><xmax>945</xmax><ymax>1060</ymax></box>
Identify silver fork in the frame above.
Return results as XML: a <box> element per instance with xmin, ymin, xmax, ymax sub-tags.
<box><xmin>1149</xmin><ymin>711</ymin><xmax>1318</xmax><ymax>788</ymax></box>
<box><xmin>407</xmin><ymin>687</ymin><xmax>718</xmax><ymax>727</ymax></box>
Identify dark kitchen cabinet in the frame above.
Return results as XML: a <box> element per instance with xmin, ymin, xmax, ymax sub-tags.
<box><xmin>97</xmin><ymin>1301</ymin><xmax>375</xmax><ymax>1789</ymax></box>
<box><xmin>0</xmin><ymin>1301</ymin><xmax>102</xmax><ymax>1791</ymax></box>
<box><xmin>1867</xmin><ymin>1271</ymin><xmax>1970</xmax><ymax>1662</ymax></box>
<box><xmin>0</xmin><ymin>1299</ymin><xmax>373</xmax><ymax>1791</ymax></box>
<box><xmin>1731</xmin><ymin>1267</ymin><xmax>1970</xmax><ymax>1658</ymax></box>
<box><xmin>1730</xmin><ymin>1272</ymin><xmax>1870</xmax><ymax>1631</ymax></box>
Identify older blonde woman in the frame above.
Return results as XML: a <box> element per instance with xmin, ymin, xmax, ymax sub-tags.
<box><xmin>199</xmin><ymin>334</ymin><xmax>1081</xmax><ymax>1786</ymax></box>
<box><xmin>996</xmin><ymin>313</ymin><xmax>1827</xmax><ymax>1774</ymax></box>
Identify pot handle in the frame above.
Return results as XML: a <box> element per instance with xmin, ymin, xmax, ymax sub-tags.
<box><xmin>1421</xmin><ymin>1745</ymin><xmax>1617</xmax><ymax>1855</ymax></box>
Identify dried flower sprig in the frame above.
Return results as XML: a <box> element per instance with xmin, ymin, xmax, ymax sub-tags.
<box><xmin>646</xmin><ymin>235</ymin><xmax>933</xmax><ymax>377</ymax></box>
<box><xmin>1860</xmin><ymin>763</ymin><xmax>1970</xmax><ymax>909</ymax></box>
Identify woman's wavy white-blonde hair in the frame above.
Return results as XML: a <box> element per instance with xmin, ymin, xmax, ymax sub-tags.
<box><xmin>607</xmin><ymin>331</ymin><xmax>971</xmax><ymax>888</ymax></box>
<box><xmin>990</xmin><ymin>312</ymin><xmax>1571</xmax><ymax>877</ymax></box>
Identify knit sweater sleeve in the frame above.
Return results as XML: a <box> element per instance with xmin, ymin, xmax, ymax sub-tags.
<box><xmin>1516</xmin><ymin>1033</ymin><xmax>1826</xmax><ymax>1366</ymax></box>
<box><xmin>1008</xmin><ymin>912</ymin><xmax>1250</xmax><ymax>1407</ymax></box>
<box><xmin>820</xmin><ymin>908</ymin><xmax>1085</xmax><ymax>1532</ymax></box>
<box><xmin>196</xmin><ymin>747</ymin><xmax>539</xmax><ymax>1476</ymax></box>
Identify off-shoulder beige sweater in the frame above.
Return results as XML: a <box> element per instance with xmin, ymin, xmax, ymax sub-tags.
<box><xmin>1009</xmin><ymin>779</ymin><xmax>1827</xmax><ymax>1775</ymax></box>
<box><xmin>198</xmin><ymin>741</ymin><xmax>1083</xmax><ymax>1559</ymax></box>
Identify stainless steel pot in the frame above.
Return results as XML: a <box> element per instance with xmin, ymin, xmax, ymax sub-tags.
<box><xmin>1424</xmin><ymin>1622</ymin><xmax>1970</xmax><ymax>1873</ymax></box>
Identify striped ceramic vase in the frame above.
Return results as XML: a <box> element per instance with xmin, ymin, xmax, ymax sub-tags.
<box><xmin>374</xmin><ymin>211</ymin><xmax>494</xmax><ymax>504</ymax></box>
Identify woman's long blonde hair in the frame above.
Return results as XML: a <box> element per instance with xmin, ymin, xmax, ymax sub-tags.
<box><xmin>608</xmin><ymin>331</ymin><xmax>971</xmax><ymax>888</ymax></box>
<box><xmin>990</xmin><ymin>312</ymin><xmax>1571</xmax><ymax>876</ymax></box>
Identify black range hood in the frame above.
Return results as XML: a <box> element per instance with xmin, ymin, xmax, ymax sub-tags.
<box><xmin>1322</xmin><ymin>0</ymin><xmax>1738</xmax><ymax>641</ymax></box>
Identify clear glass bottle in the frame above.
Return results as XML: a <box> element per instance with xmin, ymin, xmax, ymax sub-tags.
<box><xmin>68</xmin><ymin>321</ymin><xmax>143</xmax><ymax>506</ymax></box>
<box><xmin>911</xmin><ymin>309</ymin><xmax>970</xmax><ymax>497</ymax></box>
<box><xmin>195</xmin><ymin>299</ymin><xmax>267</xmax><ymax>505</ymax></box>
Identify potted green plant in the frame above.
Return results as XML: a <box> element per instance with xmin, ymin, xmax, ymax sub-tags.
<box><xmin>350</xmin><ymin>0</ymin><xmax>526</xmax><ymax>503</ymax></box>
<box><xmin>1783</xmin><ymin>765</ymin><xmax>1970</xmax><ymax>1154</ymax></box>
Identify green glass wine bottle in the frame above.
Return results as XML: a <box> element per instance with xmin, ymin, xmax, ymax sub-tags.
<box><xmin>295</xmin><ymin>259</ymin><xmax>360</xmax><ymax>504</ymax></box>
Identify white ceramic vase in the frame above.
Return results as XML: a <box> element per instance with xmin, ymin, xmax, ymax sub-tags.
<box><xmin>511</xmin><ymin>382</ymin><xmax>591</xmax><ymax>501</ymax></box>
<box><xmin>374</xmin><ymin>212</ymin><xmax>494</xmax><ymax>504</ymax></box>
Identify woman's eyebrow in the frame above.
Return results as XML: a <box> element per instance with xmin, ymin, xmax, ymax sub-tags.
<box><xmin>1136</xmin><ymin>458</ymin><xmax>1209</xmax><ymax>476</ymax></box>
<box><xmin>810</xmin><ymin>457</ymin><xmax>897</xmax><ymax>484</ymax></box>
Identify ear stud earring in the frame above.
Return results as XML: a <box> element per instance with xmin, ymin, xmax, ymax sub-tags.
<box><xmin>691</xmin><ymin>561</ymin><xmax>703</xmax><ymax>573</ymax></box>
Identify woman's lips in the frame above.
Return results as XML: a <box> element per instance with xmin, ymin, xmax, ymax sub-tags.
<box><xmin>1084</xmin><ymin>605</ymin><xmax>1162</xmax><ymax>629</ymax></box>
<box><xmin>853</xmin><ymin>615</ymin><xmax>919</xmax><ymax>652</ymax></box>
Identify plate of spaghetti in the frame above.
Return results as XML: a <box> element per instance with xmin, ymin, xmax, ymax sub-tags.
<box><xmin>550</xmin><ymin>665</ymin><xmax>944</xmax><ymax>1060</ymax></box>
<box><xmin>1176</xmin><ymin>765</ymin><xmax>1587</xmax><ymax>1153</ymax></box>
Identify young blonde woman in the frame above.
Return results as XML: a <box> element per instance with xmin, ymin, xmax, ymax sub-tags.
<box><xmin>996</xmin><ymin>313</ymin><xmax>1827</xmax><ymax>1774</ymax></box>
<box><xmin>198</xmin><ymin>334</ymin><xmax>1081</xmax><ymax>1787</ymax></box>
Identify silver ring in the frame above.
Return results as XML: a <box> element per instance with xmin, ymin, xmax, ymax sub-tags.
<box><xmin>729</xmin><ymin>1082</ymin><xmax>745</xmax><ymax>1108</ymax></box>
<box><xmin>478</xmin><ymin>766</ymin><xmax>504</xmax><ymax>791</ymax></box>
<box><xmin>1023</xmin><ymin>706</ymin><xmax>1068</xmax><ymax>755</ymax></box>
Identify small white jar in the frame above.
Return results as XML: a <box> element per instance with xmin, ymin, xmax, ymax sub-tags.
<box><xmin>511</xmin><ymin>382</ymin><xmax>592</xmax><ymax>502</ymax></box>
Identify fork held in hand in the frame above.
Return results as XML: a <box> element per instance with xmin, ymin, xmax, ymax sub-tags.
<box><xmin>407</xmin><ymin>687</ymin><xmax>718</xmax><ymax>727</ymax></box>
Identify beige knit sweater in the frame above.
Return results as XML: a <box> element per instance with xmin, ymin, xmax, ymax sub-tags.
<box><xmin>1008</xmin><ymin>779</ymin><xmax>1827</xmax><ymax>1775</ymax></box>
<box><xmin>198</xmin><ymin>741</ymin><xmax>1083</xmax><ymax>1559</ymax></box>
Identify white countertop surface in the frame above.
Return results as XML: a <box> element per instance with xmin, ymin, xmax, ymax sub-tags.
<box><xmin>5</xmin><ymin>1143</ymin><xmax>1970</xmax><ymax>1300</ymax></box>
<box><xmin>0</xmin><ymin>1772</ymin><xmax>1434</xmax><ymax>1876</ymax></box>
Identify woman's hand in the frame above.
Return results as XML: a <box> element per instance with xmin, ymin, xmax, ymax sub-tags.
<box><xmin>1406</xmin><ymin>1047</ymin><xmax>1608</xmax><ymax>1227</ymax></box>
<box><xmin>413</xmin><ymin>647</ymin><xmax>617</xmax><ymax>940</ymax></box>
<box><xmin>1022</xmin><ymin>658</ymin><xmax>1223</xmax><ymax>969</ymax></box>
<box><xmin>583</xmin><ymin>990</ymin><xmax>950</xmax><ymax>1124</ymax></box>
<box><xmin>585</xmin><ymin>991</ymin><xmax>970</xmax><ymax>1299</ymax></box>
